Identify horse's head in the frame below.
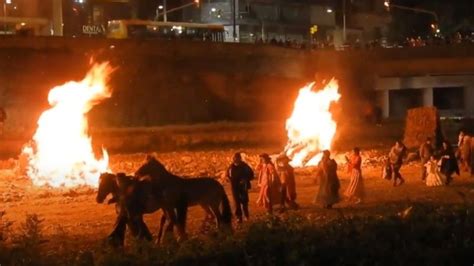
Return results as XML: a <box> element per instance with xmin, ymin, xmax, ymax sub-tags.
<box><xmin>96</xmin><ymin>172</ymin><xmax>118</xmax><ymax>203</ymax></box>
<box><xmin>135</xmin><ymin>155</ymin><xmax>168</xmax><ymax>180</ymax></box>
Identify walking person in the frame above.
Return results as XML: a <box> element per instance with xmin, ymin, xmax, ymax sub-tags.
<box><xmin>314</xmin><ymin>150</ymin><xmax>340</xmax><ymax>209</ymax></box>
<box><xmin>440</xmin><ymin>140</ymin><xmax>459</xmax><ymax>185</ymax></box>
<box><xmin>276</xmin><ymin>154</ymin><xmax>298</xmax><ymax>211</ymax></box>
<box><xmin>256</xmin><ymin>153</ymin><xmax>281</xmax><ymax>214</ymax></box>
<box><xmin>389</xmin><ymin>140</ymin><xmax>407</xmax><ymax>186</ymax></box>
<box><xmin>0</xmin><ymin>107</ymin><xmax>6</xmax><ymax>137</ymax></box>
<box><xmin>344</xmin><ymin>147</ymin><xmax>364</xmax><ymax>204</ymax></box>
<box><xmin>419</xmin><ymin>138</ymin><xmax>434</xmax><ymax>181</ymax></box>
<box><xmin>461</xmin><ymin>134</ymin><xmax>472</xmax><ymax>174</ymax></box>
<box><xmin>226</xmin><ymin>152</ymin><xmax>254</xmax><ymax>223</ymax></box>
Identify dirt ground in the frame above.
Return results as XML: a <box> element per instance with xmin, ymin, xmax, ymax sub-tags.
<box><xmin>1</xmin><ymin>146</ymin><xmax>474</xmax><ymax>252</ymax></box>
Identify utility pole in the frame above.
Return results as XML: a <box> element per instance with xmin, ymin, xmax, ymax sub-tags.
<box><xmin>3</xmin><ymin>0</ymin><xmax>8</xmax><ymax>33</ymax></box>
<box><xmin>163</xmin><ymin>0</ymin><xmax>167</xmax><ymax>22</ymax></box>
<box><xmin>342</xmin><ymin>0</ymin><xmax>346</xmax><ymax>43</ymax></box>
<box><xmin>52</xmin><ymin>0</ymin><xmax>63</xmax><ymax>36</ymax></box>
<box><xmin>231</xmin><ymin>0</ymin><xmax>236</xmax><ymax>41</ymax></box>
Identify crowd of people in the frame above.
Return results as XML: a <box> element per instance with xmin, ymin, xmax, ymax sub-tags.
<box><xmin>228</xmin><ymin>130</ymin><xmax>474</xmax><ymax>220</ymax></box>
<box><xmin>384</xmin><ymin>131</ymin><xmax>474</xmax><ymax>189</ymax></box>
<box><xmin>226</xmin><ymin>148</ymin><xmax>366</xmax><ymax>220</ymax></box>
<box><xmin>254</xmin><ymin>31</ymin><xmax>474</xmax><ymax>51</ymax></box>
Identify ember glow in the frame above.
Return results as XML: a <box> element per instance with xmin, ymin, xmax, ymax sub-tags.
<box><xmin>22</xmin><ymin>62</ymin><xmax>113</xmax><ymax>188</ymax></box>
<box><xmin>284</xmin><ymin>78</ymin><xmax>341</xmax><ymax>167</ymax></box>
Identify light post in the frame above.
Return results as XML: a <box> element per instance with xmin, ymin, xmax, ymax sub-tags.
<box><xmin>163</xmin><ymin>0</ymin><xmax>167</xmax><ymax>22</ymax></box>
<box><xmin>231</xmin><ymin>0</ymin><xmax>237</xmax><ymax>42</ymax></box>
<box><xmin>342</xmin><ymin>0</ymin><xmax>346</xmax><ymax>43</ymax></box>
<box><xmin>3</xmin><ymin>0</ymin><xmax>12</xmax><ymax>33</ymax></box>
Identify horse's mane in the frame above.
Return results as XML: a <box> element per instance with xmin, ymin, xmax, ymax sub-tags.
<box><xmin>136</xmin><ymin>156</ymin><xmax>177</xmax><ymax>180</ymax></box>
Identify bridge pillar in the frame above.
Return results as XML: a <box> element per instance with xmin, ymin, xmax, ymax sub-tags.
<box><xmin>465</xmin><ymin>86</ymin><xmax>474</xmax><ymax>118</ymax></box>
<box><xmin>422</xmin><ymin>87</ymin><xmax>433</xmax><ymax>107</ymax></box>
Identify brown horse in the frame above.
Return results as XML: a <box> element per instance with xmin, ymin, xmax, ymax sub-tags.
<box><xmin>134</xmin><ymin>155</ymin><xmax>232</xmax><ymax>239</ymax></box>
<box><xmin>96</xmin><ymin>172</ymin><xmax>171</xmax><ymax>246</ymax></box>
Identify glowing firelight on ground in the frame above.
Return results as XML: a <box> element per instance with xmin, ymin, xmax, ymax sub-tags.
<box><xmin>22</xmin><ymin>62</ymin><xmax>113</xmax><ymax>188</ymax></box>
<box><xmin>284</xmin><ymin>78</ymin><xmax>341</xmax><ymax>167</ymax></box>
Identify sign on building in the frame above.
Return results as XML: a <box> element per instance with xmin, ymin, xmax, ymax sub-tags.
<box><xmin>82</xmin><ymin>24</ymin><xmax>106</xmax><ymax>35</ymax></box>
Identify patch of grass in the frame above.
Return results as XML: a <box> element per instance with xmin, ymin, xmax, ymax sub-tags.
<box><xmin>1</xmin><ymin>204</ymin><xmax>474</xmax><ymax>265</ymax></box>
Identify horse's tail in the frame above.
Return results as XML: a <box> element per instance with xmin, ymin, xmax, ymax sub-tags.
<box><xmin>220</xmin><ymin>192</ymin><xmax>232</xmax><ymax>225</ymax></box>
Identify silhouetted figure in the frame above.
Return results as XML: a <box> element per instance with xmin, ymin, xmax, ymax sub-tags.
<box><xmin>226</xmin><ymin>152</ymin><xmax>254</xmax><ymax>223</ymax></box>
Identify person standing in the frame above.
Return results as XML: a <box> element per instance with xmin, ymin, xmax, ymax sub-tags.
<box><xmin>226</xmin><ymin>152</ymin><xmax>254</xmax><ymax>223</ymax></box>
<box><xmin>256</xmin><ymin>153</ymin><xmax>281</xmax><ymax>214</ymax></box>
<box><xmin>276</xmin><ymin>154</ymin><xmax>298</xmax><ymax>211</ymax></box>
<box><xmin>460</xmin><ymin>134</ymin><xmax>472</xmax><ymax>173</ymax></box>
<box><xmin>424</xmin><ymin>155</ymin><xmax>445</xmax><ymax>187</ymax></box>
<box><xmin>344</xmin><ymin>147</ymin><xmax>364</xmax><ymax>204</ymax></box>
<box><xmin>0</xmin><ymin>107</ymin><xmax>6</xmax><ymax>137</ymax></box>
<box><xmin>419</xmin><ymin>138</ymin><xmax>434</xmax><ymax>181</ymax></box>
<box><xmin>389</xmin><ymin>141</ymin><xmax>407</xmax><ymax>186</ymax></box>
<box><xmin>440</xmin><ymin>140</ymin><xmax>459</xmax><ymax>185</ymax></box>
<box><xmin>314</xmin><ymin>150</ymin><xmax>340</xmax><ymax>209</ymax></box>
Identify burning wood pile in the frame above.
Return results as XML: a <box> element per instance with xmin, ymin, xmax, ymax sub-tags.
<box><xmin>284</xmin><ymin>79</ymin><xmax>341</xmax><ymax>168</ymax></box>
<box><xmin>21</xmin><ymin>63</ymin><xmax>113</xmax><ymax>188</ymax></box>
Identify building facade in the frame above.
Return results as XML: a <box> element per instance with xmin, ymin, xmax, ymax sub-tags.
<box><xmin>182</xmin><ymin>0</ymin><xmax>336</xmax><ymax>44</ymax></box>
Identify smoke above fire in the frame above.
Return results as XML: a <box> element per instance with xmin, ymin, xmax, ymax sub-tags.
<box><xmin>22</xmin><ymin>62</ymin><xmax>113</xmax><ymax>188</ymax></box>
<box><xmin>284</xmin><ymin>78</ymin><xmax>341</xmax><ymax>167</ymax></box>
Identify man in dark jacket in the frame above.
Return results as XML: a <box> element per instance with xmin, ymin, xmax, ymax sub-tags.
<box><xmin>389</xmin><ymin>141</ymin><xmax>407</xmax><ymax>186</ymax></box>
<box><xmin>419</xmin><ymin>137</ymin><xmax>434</xmax><ymax>181</ymax></box>
<box><xmin>226</xmin><ymin>152</ymin><xmax>254</xmax><ymax>223</ymax></box>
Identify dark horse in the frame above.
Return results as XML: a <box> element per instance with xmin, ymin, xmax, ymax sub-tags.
<box><xmin>135</xmin><ymin>155</ymin><xmax>232</xmax><ymax>239</ymax></box>
<box><xmin>96</xmin><ymin>172</ymin><xmax>171</xmax><ymax>246</ymax></box>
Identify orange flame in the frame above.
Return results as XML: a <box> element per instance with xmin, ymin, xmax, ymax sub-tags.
<box><xmin>22</xmin><ymin>62</ymin><xmax>113</xmax><ymax>188</ymax></box>
<box><xmin>284</xmin><ymin>78</ymin><xmax>341</xmax><ymax>167</ymax></box>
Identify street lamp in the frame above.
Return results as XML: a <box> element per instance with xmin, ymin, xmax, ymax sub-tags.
<box><xmin>342</xmin><ymin>0</ymin><xmax>346</xmax><ymax>43</ymax></box>
<box><xmin>3</xmin><ymin>0</ymin><xmax>12</xmax><ymax>33</ymax></box>
<box><xmin>326</xmin><ymin>8</ymin><xmax>333</xmax><ymax>13</ymax></box>
<box><xmin>158</xmin><ymin>5</ymin><xmax>163</xmax><ymax>10</ymax></box>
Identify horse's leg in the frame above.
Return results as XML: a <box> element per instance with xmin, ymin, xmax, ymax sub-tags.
<box><xmin>107</xmin><ymin>212</ymin><xmax>127</xmax><ymax>247</ymax></box>
<box><xmin>160</xmin><ymin>209</ymin><xmax>177</xmax><ymax>244</ymax></box>
<box><xmin>175</xmin><ymin>198</ymin><xmax>188</xmax><ymax>241</ymax></box>
<box><xmin>156</xmin><ymin>211</ymin><xmax>167</xmax><ymax>245</ymax></box>
<box><xmin>209</xmin><ymin>203</ymin><xmax>223</xmax><ymax>229</ymax></box>
<box><xmin>200</xmin><ymin>204</ymin><xmax>213</xmax><ymax>221</ymax></box>
<box><xmin>132</xmin><ymin>214</ymin><xmax>152</xmax><ymax>241</ymax></box>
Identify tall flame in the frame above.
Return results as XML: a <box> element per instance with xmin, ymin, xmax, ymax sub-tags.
<box><xmin>284</xmin><ymin>78</ymin><xmax>341</xmax><ymax>167</ymax></box>
<box><xmin>22</xmin><ymin>62</ymin><xmax>113</xmax><ymax>188</ymax></box>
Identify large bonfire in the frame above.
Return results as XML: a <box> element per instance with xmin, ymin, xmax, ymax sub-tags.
<box><xmin>22</xmin><ymin>62</ymin><xmax>113</xmax><ymax>188</ymax></box>
<box><xmin>284</xmin><ymin>78</ymin><xmax>341</xmax><ymax>167</ymax></box>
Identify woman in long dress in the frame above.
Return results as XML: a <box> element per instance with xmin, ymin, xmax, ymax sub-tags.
<box><xmin>424</xmin><ymin>155</ymin><xmax>445</xmax><ymax>187</ymax></box>
<box><xmin>256</xmin><ymin>153</ymin><xmax>281</xmax><ymax>214</ymax></box>
<box><xmin>344</xmin><ymin>147</ymin><xmax>365</xmax><ymax>204</ymax></box>
<box><xmin>314</xmin><ymin>150</ymin><xmax>340</xmax><ymax>209</ymax></box>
